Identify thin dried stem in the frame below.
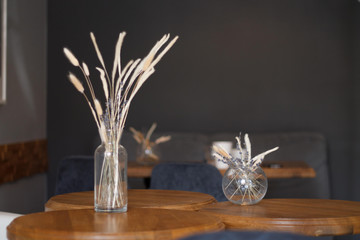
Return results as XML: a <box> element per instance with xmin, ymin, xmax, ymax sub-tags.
<box><xmin>90</xmin><ymin>32</ymin><xmax>113</xmax><ymax>100</ymax></box>
<box><xmin>96</xmin><ymin>67</ymin><xmax>109</xmax><ymax>100</ymax></box>
<box><xmin>155</xmin><ymin>136</ymin><xmax>171</xmax><ymax>145</ymax></box>
<box><xmin>244</xmin><ymin>133</ymin><xmax>251</xmax><ymax>161</ymax></box>
<box><xmin>148</xmin><ymin>36</ymin><xmax>178</xmax><ymax>70</ymax></box>
<box><xmin>115</xmin><ymin>60</ymin><xmax>134</xmax><ymax>97</ymax></box>
<box><xmin>112</xmin><ymin>32</ymin><xmax>126</xmax><ymax>84</ymax></box>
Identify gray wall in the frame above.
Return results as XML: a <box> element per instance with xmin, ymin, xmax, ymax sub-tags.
<box><xmin>350</xmin><ymin>0</ymin><xmax>360</xmax><ymax>201</ymax></box>
<box><xmin>48</xmin><ymin>0</ymin><xmax>356</xmax><ymax>200</ymax></box>
<box><xmin>0</xmin><ymin>0</ymin><xmax>47</xmax><ymax>214</ymax></box>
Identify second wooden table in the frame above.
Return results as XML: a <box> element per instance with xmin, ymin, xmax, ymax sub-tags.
<box><xmin>199</xmin><ymin>198</ymin><xmax>360</xmax><ymax>236</ymax></box>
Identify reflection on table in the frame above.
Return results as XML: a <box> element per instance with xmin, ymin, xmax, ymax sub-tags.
<box><xmin>199</xmin><ymin>198</ymin><xmax>360</xmax><ymax>236</ymax></box>
<box><xmin>45</xmin><ymin>189</ymin><xmax>217</xmax><ymax>211</ymax></box>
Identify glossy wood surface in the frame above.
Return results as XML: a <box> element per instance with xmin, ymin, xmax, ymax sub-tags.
<box><xmin>128</xmin><ymin>161</ymin><xmax>316</xmax><ymax>179</ymax></box>
<box><xmin>7</xmin><ymin>208</ymin><xmax>225</xmax><ymax>240</ymax></box>
<box><xmin>45</xmin><ymin>189</ymin><xmax>217</xmax><ymax>211</ymax></box>
<box><xmin>199</xmin><ymin>199</ymin><xmax>360</xmax><ymax>236</ymax></box>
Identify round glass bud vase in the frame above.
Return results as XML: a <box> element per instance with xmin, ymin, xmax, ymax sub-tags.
<box><xmin>94</xmin><ymin>141</ymin><xmax>128</xmax><ymax>213</ymax></box>
<box><xmin>136</xmin><ymin>143</ymin><xmax>160</xmax><ymax>165</ymax></box>
<box><xmin>222</xmin><ymin>166</ymin><xmax>268</xmax><ymax>205</ymax></box>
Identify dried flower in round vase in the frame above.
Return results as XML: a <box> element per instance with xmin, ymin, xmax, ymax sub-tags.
<box><xmin>136</xmin><ymin>143</ymin><xmax>160</xmax><ymax>165</ymax></box>
<box><xmin>212</xmin><ymin>133</ymin><xmax>278</xmax><ymax>205</ymax></box>
<box><xmin>130</xmin><ymin>123</ymin><xmax>171</xmax><ymax>165</ymax></box>
<box><xmin>222</xmin><ymin>165</ymin><xmax>267</xmax><ymax>205</ymax></box>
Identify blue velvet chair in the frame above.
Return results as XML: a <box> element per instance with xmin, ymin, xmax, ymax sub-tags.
<box><xmin>55</xmin><ymin>156</ymin><xmax>94</xmax><ymax>195</ymax></box>
<box><xmin>150</xmin><ymin>162</ymin><xmax>227</xmax><ymax>202</ymax></box>
<box><xmin>179</xmin><ymin>231</ymin><xmax>329</xmax><ymax>240</ymax></box>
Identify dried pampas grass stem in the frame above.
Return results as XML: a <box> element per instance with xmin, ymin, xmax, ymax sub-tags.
<box><xmin>64</xmin><ymin>32</ymin><xmax>178</xmax><ymax>144</ymax></box>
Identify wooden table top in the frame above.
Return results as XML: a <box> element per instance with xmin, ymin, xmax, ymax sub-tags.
<box><xmin>7</xmin><ymin>208</ymin><xmax>225</xmax><ymax>240</ymax></box>
<box><xmin>128</xmin><ymin>161</ymin><xmax>316</xmax><ymax>179</ymax></box>
<box><xmin>45</xmin><ymin>189</ymin><xmax>217</xmax><ymax>212</ymax></box>
<box><xmin>199</xmin><ymin>198</ymin><xmax>360</xmax><ymax>236</ymax></box>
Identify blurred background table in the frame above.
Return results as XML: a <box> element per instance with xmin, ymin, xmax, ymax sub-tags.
<box><xmin>128</xmin><ymin>161</ymin><xmax>316</xmax><ymax>179</ymax></box>
<box><xmin>45</xmin><ymin>189</ymin><xmax>217</xmax><ymax>211</ymax></box>
<box><xmin>7</xmin><ymin>208</ymin><xmax>224</xmax><ymax>240</ymax></box>
<box><xmin>199</xmin><ymin>198</ymin><xmax>360</xmax><ymax>236</ymax></box>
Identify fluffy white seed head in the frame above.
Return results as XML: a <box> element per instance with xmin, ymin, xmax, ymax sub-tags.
<box><xmin>68</xmin><ymin>73</ymin><xmax>84</xmax><ymax>93</ymax></box>
<box><xmin>82</xmin><ymin>62</ymin><xmax>90</xmax><ymax>76</ymax></box>
<box><xmin>64</xmin><ymin>48</ymin><xmax>79</xmax><ymax>67</ymax></box>
<box><xmin>94</xmin><ymin>99</ymin><xmax>103</xmax><ymax>116</ymax></box>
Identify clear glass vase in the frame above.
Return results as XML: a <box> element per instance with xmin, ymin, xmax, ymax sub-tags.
<box><xmin>94</xmin><ymin>140</ymin><xmax>128</xmax><ymax>212</ymax></box>
<box><xmin>222</xmin><ymin>166</ymin><xmax>267</xmax><ymax>205</ymax></box>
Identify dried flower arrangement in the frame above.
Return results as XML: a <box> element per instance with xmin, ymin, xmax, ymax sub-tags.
<box><xmin>212</xmin><ymin>133</ymin><xmax>278</xmax><ymax>171</ymax></box>
<box><xmin>130</xmin><ymin>123</ymin><xmax>171</xmax><ymax>164</ymax></box>
<box><xmin>64</xmin><ymin>33</ymin><xmax>178</xmax><ymax>143</ymax></box>
<box><xmin>212</xmin><ymin>133</ymin><xmax>278</xmax><ymax>204</ymax></box>
<box><xmin>64</xmin><ymin>32</ymin><xmax>178</xmax><ymax>211</ymax></box>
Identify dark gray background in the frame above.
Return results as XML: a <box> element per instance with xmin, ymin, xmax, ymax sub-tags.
<box><xmin>47</xmin><ymin>0</ymin><xmax>360</xmax><ymax>200</ymax></box>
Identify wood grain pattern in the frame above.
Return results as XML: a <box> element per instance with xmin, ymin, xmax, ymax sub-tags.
<box><xmin>45</xmin><ymin>189</ymin><xmax>217</xmax><ymax>211</ymax></box>
<box><xmin>0</xmin><ymin>139</ymin><xmax>47</xmax><ymax>184</ymax></box>
<box><xmin>7</xmin><ymin>208</ymin><xmax>225</xmax><ymax>240</ymax></box>
<box><xmin>128</xmin><ymin>161</ymin><xmax>315</xmax><ymax>179</ymax></box>
<box><xmin>199</xmin><ymin>199</ymin><xmax>360</xmax><ymax>236</ymax></box>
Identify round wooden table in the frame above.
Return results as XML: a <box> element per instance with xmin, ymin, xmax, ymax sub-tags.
<box><xmin>199</xmin><ymin>199</ymin><xmax>360</xmax><ymax>236</ymax></box>
<box><xmin>7</xmin><ymin>208</ymin><xmax>225</xmax><ymax>240</ymax></box>
<box><xmin>45</xmin><ymin>189</ymin><xmax>217</xmax><ymax>211</ymax></box>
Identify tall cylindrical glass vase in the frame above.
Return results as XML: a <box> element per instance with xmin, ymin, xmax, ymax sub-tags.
<box><xmin>94</xmin><ymin>140</ymin><xmax>128</xmax><ymax>213</ymax></box>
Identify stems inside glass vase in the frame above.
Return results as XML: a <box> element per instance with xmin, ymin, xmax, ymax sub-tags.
<box><xmin>222</xmin><ymin>166</ymin><xmax>267</xmax><ymax>205</ymax></box>
<box><xmin>95</xmin><ymin>139</ymin><xmax>128</xmax><ymax>213</ymax></box>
